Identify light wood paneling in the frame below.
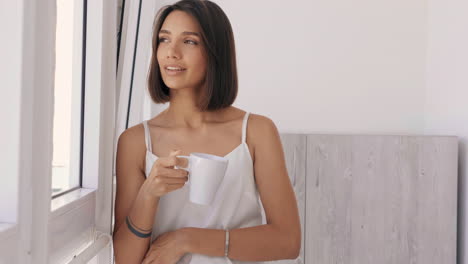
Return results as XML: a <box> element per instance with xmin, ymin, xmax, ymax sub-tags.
<box><xmin>305</xmin><ymin>135</ymin><xmax>458</xmax><ymax>264</ymax></box>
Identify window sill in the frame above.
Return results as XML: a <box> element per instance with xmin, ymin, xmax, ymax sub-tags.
<box><xmin>0</xmin><ymin>223</ymin><xmax>17</xmax><ymax>241</ymax></box>
<box><xmin>51</xmin><ymin>188</ymin><xmax>96</xmax><ymax>219</ymax></box>
<box><xmin>49</xmin><ymin>188</ymin><xmax>97</xmax><ymax>263</ymax></box>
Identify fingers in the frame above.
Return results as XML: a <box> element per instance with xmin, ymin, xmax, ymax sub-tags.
<box><xmin>142</xmin><ymin>256</ymin><xmax>153</xmax><ymax>264</ymax></box>
<box><xmin>152</xmin><ymin>166</ymin><xmax>188</xmax><ymax>178</ymax></box>
<box><xmin>148</xmin><ymin>174</ymin><xmax>187</xmax><ymax>192</ymax></box>
<box><xmin>154</xmin><ymin>150</ymin><xmax>189</xmax><ymax>169</ymax></box>
<box><xmin>164</xmin><ymin>184</ymin><xmax>186</xmax><ymax>193</ymax></box>
<box><xmin>155</xmin><ymin>176</ymin><xmax>188</xmax><ymax>185</ymax></box>
<box><xmin>143</xmin><ymin>248</ymin><xmax>157</xmax><ymax>264</ymax></box>
<box><xmin>145</xmin><ymin>149</ymin><xmax>190</xmax><ymax>198</ymax></box>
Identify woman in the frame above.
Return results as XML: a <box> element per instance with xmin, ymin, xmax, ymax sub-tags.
<box><xmin>112</xmin><ymin>1</ymin><xmax>301</xmax><ymax>263</ymax></box>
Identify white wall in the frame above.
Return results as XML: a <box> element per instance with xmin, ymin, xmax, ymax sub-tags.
<box><xmin>424</xmin><ymin>0</ymin><xmax>468</xmax><ymax>263</ymax></box>
<box><xmin>216</xmin><ymin>0</ymin><xmax>427</xmax><ymax>135</ymax></box>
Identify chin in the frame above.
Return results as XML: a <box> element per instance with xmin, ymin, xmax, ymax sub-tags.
<box><xmin>165</xmin><ymin>83</ymin><xmax>188</xmax><ymax>90</ymax></box>
<box><xmin>162</xmin><ymin>79</ymin><xmax>182</xmax><ymax>88</ymax></box>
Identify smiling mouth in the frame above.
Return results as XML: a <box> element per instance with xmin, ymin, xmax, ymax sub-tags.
<box><xmin>164</xmin><ymin>67</ymin><xmax>187</xmax><ymax>76</ymax></box>
<box><xmin>165</xmin><ymin>66</ymin><xmax>186</xmax><ymax>71</ymax></box>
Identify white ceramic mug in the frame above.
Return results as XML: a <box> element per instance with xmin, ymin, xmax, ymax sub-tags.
<box><xmin>175</xmin><ymin>153</ymin><xmax>229</xmax><ymax>205</ymax></box>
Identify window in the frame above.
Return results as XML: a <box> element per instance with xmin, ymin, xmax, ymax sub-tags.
<box><xmin>0</xmin><ymin>0</ymin><xmax>23</xmax><ymax>227</ymax></box>
<box><xmin>52</xmin><ymin>0</ymin><xmax>85</xmax><ymax>197</ymax></box>
<box><xmin>0</xmin><ymin>0</ymin><xmax>115</xmax><ymax>262</ymax></box>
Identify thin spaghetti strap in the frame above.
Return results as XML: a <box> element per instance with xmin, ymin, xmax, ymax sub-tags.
<box><xmin>142</xmin><ymin>121</ymin><xmax>152</xmax><ymax>153</ymax></box>
<box><xmin>241</xmin><ymin>112</ymin><xmax>250</xmax><ymax>143</ymax></box>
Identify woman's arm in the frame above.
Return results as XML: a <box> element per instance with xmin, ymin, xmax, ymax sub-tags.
<box><xmin>112</xmin><ymin>127</ymin><xmax>159</xmax><ymax>264</ymax></box>
<box><xmin>181</xmin><ymin>224</ymin><xmax>299</xmax><ymax>261</ymax></box>
<box><xmin>180</xmin><ymin>114</ymin><xmax>301</xmax><ymax>261</ymax></box>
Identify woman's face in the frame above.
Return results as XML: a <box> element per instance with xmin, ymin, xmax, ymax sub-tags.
<box><xmin>157</xmin><ymin>10</ymin><xmax>207</xmax><ymax>91</ymax></box>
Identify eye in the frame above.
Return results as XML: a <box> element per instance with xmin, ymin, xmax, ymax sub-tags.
<box><xmin>185</xmin><ymin>39</ymin><xmax>198</xmax><ymax>45</ymax></box>
<box><xmin>158</xmin><ymin>37</ymin><xmax>168</xmax><ymax>43</ymax></box>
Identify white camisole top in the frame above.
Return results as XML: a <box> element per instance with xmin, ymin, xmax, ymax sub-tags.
<box><xmin>143</xmin><ymin>112</ymin><xmax>266</xmax><ymax>264</ymax></box>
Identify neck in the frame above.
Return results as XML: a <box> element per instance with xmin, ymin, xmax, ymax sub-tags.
<box><xmin>162</xmin><ymin>88</ymin><xmax>225</xmax><ymax>129</ymax></box>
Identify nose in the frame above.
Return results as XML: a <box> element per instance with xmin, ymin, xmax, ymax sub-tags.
<box><xmin>166</xmin><ymin>43</ymin><xmax>181</xmax><ymax>59</ymax></box>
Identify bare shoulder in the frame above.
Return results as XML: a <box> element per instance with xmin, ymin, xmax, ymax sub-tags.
<box><xmin>248</xmin><ymin>113</ymin><xmax>276</xmax><ymax>129</ymax></box>
<box><xmin>247</xmin><ymin>113</ymin><xmax>278</xmax><ymax>140</ymax></box>
<box><xmin>245</xmin><ymin>113</ymin><xmax>280</xmax><ymax>161</ymax></box>
<box><xmin>117</xmin><ymin>123</ymin><xmax>147</xmax><ymax>172</ymax></box>
<box><xmin>228</xmin><ymin>106</ymin><xmax>275</xmax><ymax>127</ymax></box>
<box><xmin>118</xmin><ymin>123</ymin><xmax>146</xmax><ymax>150</ymax></box>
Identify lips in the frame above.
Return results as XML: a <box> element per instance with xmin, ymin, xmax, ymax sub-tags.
<box><xmin>166</xmin><ymin>67</ymin><xmax>186</xmax><ymax>72</ymax></box>
<box><xmin>164</xmin><ymin>65</ymin><xmax>187</xmax><ymax>76</ymax></box>
<box><xmin>164</xmin><ymin>64</ymin><xmax>186</xmax><ymax>71</ymax></box>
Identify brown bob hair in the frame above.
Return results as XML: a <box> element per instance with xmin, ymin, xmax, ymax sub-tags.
<box><xmin>147</xmin><ymin>0</ymin><xmax>238</xmax><ymax>112</ymax></box>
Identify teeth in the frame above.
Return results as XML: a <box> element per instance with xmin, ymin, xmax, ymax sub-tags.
<box><xmin>166</xmin><ymin>66</ymin><xmax>185</xmax><ymax>71</ymax></box>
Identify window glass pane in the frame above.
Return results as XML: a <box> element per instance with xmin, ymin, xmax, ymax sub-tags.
<box><xmin>52</xmin><ymin>0</ymin><xmax>84</xmax><ymax>196</ymax></box>
<box><xmin>0</xmin><ymin>1</ymin><xmax>23</xmax><ymax>222</ymax></box>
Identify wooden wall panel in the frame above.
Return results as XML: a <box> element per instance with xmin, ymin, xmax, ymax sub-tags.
<box><xmin>305</xmin><ymin>135</ymin><xmax>457</xmax><ymax>264</ymax></box>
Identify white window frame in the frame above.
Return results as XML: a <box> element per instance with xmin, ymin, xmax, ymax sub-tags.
<box><xmin>116</xmin><ymin>0</ymin><xmax>170</xmax><ymax>138</ymax></box>
<box><xmin>0</xmin><ymin>0</ymin><xmax>117</xmax><ymax>263</ymax></box>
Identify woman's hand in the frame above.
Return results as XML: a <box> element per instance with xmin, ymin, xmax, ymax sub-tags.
<box><xmin>141</xmin><ymin>149</ymin><xmax>189</xmax><ymax>200</ymax></box>
<box><xmin>142</xmin><ymin>228</ymin><xmax>189</xmax><ymax>264</ymax></box>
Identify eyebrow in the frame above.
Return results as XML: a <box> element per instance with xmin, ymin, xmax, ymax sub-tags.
<box><xmin>159</xmin><ymin>29</ymin><xmax>200</xmax><ymax>37</ymax></box>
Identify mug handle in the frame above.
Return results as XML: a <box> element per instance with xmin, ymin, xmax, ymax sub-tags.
<box><xmin>175</xmin><ymin>155</ymin><xmax>190</xmax><ymax>185</ymax></box>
